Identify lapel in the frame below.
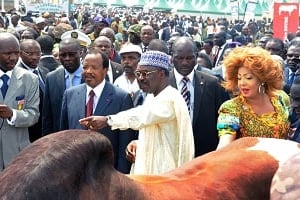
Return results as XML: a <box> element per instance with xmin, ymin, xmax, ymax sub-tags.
<box><xmin>3</xmin><ymin>67</ymin><xmax>23</xmax><ymax>103</ymax></box>
<box><xmin>38</xmin><ymin>65</ymin><xmax>49</xmax><ymax>83</ymax></box>
<box><xmin>193</xmin><ymin>71</ymin><xmax>205</xmax><ymax>126</ymax></box>
<box><xmin>75</xmin><ymin>84</ymin><xmax>87</xmax><ymax>119</ymax></box>
<box><xmin>94</xmin><ymin>82</ymin><xmax>114</xmax><ymax>115</ymax></box>
<box><xmin>50</xmin><ymin>66</ymin><xmax>66</xmax><ymax>100</ymax></box>
<box><xmin>284</xmin><ymin>68</ymin><xmax>290</xmax><ymax>83</ymax></box>
<box><xmin>111</xmin><ymin>62</ymin><xmax>122</xmax><ymax>82</ymax></box>
<box><xmin>55</xmin><ymin>67</ymin><xmax>66</xmax><ymax>91</ymax></box>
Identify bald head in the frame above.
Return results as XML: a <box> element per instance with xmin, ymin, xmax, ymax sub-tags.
<box><xmin>93</xmin><ymin>36</ymin><xmax>112</xmax><ymax>57</ymax></box>
<box><xmin>148</xmin><ymin>39</ymin><xmax>168</xmax><ymax>54</ymax></box>
<box><xmin>0</xmin><ymin>32</ymin><xmax>19</xmax><ymax>47</ymax></box>
<box><xmin>0</xmin><ymin>32</ymin><xmax>20</xmax><ymax>72</ymax></box>
<box><xmin>20</xmin><ymin>39</ymin><xmax>41</xmax><ymax>68</ymax></box>
<box><xmin>172</xmin><ymin>36</ymin><xmax>197</xmax><ymax>55</ymax></box>
<box><xmin>140</xmin><ymin>25</ymin><xmax>155</xmax><ymax>46</ymax></box>
<box><xmin>59</xmin><ymin>38</ymin><xmax>81</xmax><ymax>50</ymax></box>
<box><xmin>20</xmin><ymin>39</ymin><xmax>41</xmax><ymax>51</ymax></box>
<box><xmin>100</xmin><ymin>27</ymin><xmax>115</xmax><ymax>42</ymax></box>
<box><xmin>172</xmin><ymin>37</ymin><xmax>197</xmax><ymax>76</ymax></box>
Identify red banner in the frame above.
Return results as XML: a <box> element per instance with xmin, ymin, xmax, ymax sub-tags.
<box><xmin>273</xmin><ymin>3</ymin><xmax>299</xmax><ymax>40</ymax></box>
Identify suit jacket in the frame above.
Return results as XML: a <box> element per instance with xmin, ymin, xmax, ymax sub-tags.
<box><xmin>169</xmin><ymin>70</ymin><xmax>230</xmax><ymax>156</ymax></box>
<box><xmin>111</xmin><ymin>49</ymin><xmax>121</xmax><ymax>64</ymax></box>
<box><xmin>39</xmin><ymin>56</ymin><xmax>59</xmax><ymax>72</ymax></box>
<box><xmin>132</xmin><ymin>90</ymin><xmax>146</xmax><ymax>107</ymax></box>
<box><xmin>16</xmin><ymin>62</ymin><xmax>49</xmax><ymax>142</ymax></box>
<box><xmin>111</xmin><ymin>61</ymin><xmax>123</xmax><ymax>83</ymax></box>
<box><xmin>213</xmin><ymin>43</ymin><xmax>230</xmax><ymax>67</ymax></box>
<box><xmin>0</xmin><ymin>67</ymin><xmax>39</xmax><ymax>169</ymax></box>
<box><xmin>283</xmin><ymin>67</ymin><xmax>292</xmax><ymax>94</ymax></box>
<box><xmin>60</xmin><ymin>82</ymin><xmax>137</xmax><ymax>173</ymax></box>
<box><xmin>0</xmin><ymin>15</ymin><xmax>9</xmax><ymax>29</ymax></box>
<box><xmin>161</xmin><ymin>26</ymin><xmax>183</xmax><ymax>41</ymax></box>
<box><xmin>42</xmin><ymin>66</ymin><xmax>66</xmax><ymax>135</ymax></box>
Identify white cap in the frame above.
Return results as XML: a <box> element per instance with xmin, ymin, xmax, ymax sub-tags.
<box><xmin>35</xmin><ymin>17</ymin><xmax>45</xmax><ymax>24</ymax></box>
<box><xmin>61</xmin><ymin>29</ymin><xmax>91</xmax><ymax>47</ymax></box>
<box><xmin>119</xmin><ymin>43</ymin><xmax>142</xmax><ymax>55</ymax></box>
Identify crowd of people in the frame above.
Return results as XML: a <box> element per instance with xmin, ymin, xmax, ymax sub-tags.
<box><xmin>0</xmin><ymin>5</ymin><xmax>300</xmax><ymax>179</ymax></box>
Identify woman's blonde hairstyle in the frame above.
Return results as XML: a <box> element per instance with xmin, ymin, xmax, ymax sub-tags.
<box><xmin>222</xmin><ymin>46</ymin><xmax>283</xmax><ymax>96</ymax></box>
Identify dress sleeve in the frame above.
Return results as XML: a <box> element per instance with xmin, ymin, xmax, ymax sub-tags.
<box><xmin>217</xmin><ymin>100</ymin><xmax>240</xmax><ymax>137</ymax></box>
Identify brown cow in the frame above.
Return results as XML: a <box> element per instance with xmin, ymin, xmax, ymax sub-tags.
<box><xmin>0</xmin><ymin>130</ymin><xmax>299</xmax><ymax>200</ymax></box>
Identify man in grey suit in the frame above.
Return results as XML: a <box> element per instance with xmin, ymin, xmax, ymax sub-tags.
<box><xmin>60</xmin><ymin>50</ymin><xmax>137</xmax><ymax>173</ymax></box>
<box><xmin>17</xmin><ymin>39</ymin><xmax>49</xmax><ymax>142</ymax></box>
<box><xmin>0</xmin><ymin>32</ymin><xmax>39</xmax><ymax>170</ymax></box>
<box><xmin>42</xmin><ymin>38</ymin><xmax>83</xmax><ymax>135</ymax></box>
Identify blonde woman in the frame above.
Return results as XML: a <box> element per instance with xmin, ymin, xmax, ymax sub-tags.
<box><xmin>217</xmin><ymin>47</ymin><xmax>290</xmax><ymax>149</ymax></box>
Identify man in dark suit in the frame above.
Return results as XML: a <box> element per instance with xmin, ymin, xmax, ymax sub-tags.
<box><xmin>284</xmin><ymin>44</ymin><xmax>300</xmax><ymax>94</ymax></box>
<box><xmin>212</xmin><ymin>31</ymin><xmax>230</xmax><ymax>67</ymax></box>
<box><xmin>93</xmin><ymin>36</ymin><xmax>123</xmax><ymax>83</ymax></box>
<box><xmin>100</xmin><ymin>27</ymin><xmax>122</xmax><ymax>64</ymax></box>
<box><xmin>170</xmin><ymin>37</ymin><xmax>230</xmax><ymax>156</ymax></box>
<box><xmin>140</xmin><ymin>25</ymin><xmax>155</xmax><ymax>53</ymax></box>
<box><xmin>42</xmin><ymin>38</ymin><xmax>83</xmax><ymax>135</ymax></box>
<box><xmin>160</xmin><ymin>20</ymin><xmax>184</xmax><ymax>42</ymax></box>
<box><xmin>36</xmin><ymin>35</ymin><xmax>59</xmax><ymax>72</ymax></box>
<box><xmin>60</xmin><ymin>50</ymin><xmax>137</xmax><ymax>173</ymax></box>
<box><xmin>0</xmin><ymin>10</ymin><xmax>9</xmax><ymax>29</ymax></box>
<box><xmin>17</xmin><ymin>39</ymin><xmax>49</xmax><ymax>142</ymax></box>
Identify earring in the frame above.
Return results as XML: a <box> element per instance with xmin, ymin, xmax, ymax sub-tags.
<box><xmin>258</xmin><ymin>83</ymin><xmax>265</xmax><ymax>94</ymax></box>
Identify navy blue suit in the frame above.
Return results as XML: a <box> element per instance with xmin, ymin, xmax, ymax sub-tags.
<box><xmin>60</xmin><ymin>82</ymin><xmax>137</xmax><ymax>173</ymax></box>
<box><xmin>42</xmin><ymin>67</ymin><xmax>66</xmax><ymax>135</ymax></box>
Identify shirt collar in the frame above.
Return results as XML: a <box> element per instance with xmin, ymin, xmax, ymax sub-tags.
<box><xmin>174</xmin><ymin>67</ymin><xmax>195</xmax><ymax>84</ymax></box>
<box><xmin>0</xmin><ymin>69</ymin><xmax>13</xmax><ymax>78</ymax></box>
<box><xmin>86</xmin><ymin>80</ymin><xmax>106</xmax><ymax>98</ymax></box>
<box><xmin>20</xmin><ymin>59</ymin><xmax>38</xmax><ymax>72</ymax></box>
<box><xmin>64</xmin><ymin>65</ymin><xmax>83</xmax><ymax>79</ymax></box>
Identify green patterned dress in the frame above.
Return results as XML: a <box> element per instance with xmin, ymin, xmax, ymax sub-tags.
<box><xmin>217</xmin><ymin>90</ymin><xmax>290</xmax><ymax>139</ymax></box>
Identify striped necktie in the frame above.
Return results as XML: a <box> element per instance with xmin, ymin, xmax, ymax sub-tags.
<box><xmin>181</xmin><ymin>77</ymin><xmax>190</xmax><ymax>112</ymax></box>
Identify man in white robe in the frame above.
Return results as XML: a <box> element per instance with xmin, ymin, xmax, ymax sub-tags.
<box><xmin>80</xmin><ymin>51</ymin><xmax>194</xmax><ymax>175</ymax></box>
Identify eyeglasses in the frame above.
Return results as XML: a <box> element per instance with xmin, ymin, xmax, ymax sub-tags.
<box><xmin>287</xmin><ymin>54</ymin><xmax>300</xmax><ymax>59</ymax></box>
<box><xmin>134</xmin><ymin>70</ymin><xmax>158</xmax><ymax>78</ymax></box>
<box><xmin>22</xmin><ymin>51</ymin><xmax>41</xmax><ymax>57</ymax></box>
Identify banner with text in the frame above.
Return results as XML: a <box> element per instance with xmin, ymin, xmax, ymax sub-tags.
<box><xmin>230</xmin><ymin>0</ymin><xmax>239</xmax><ymax>20</ymax></box>
<box><xmin>273</xmin><ymin>3</ymin><xmax>299</xmax><ymax>40</ymax></box>
<box><xmin>243</xmin><ymin>0</ymin><xmax>257</xmax><ymax>23</ymax></box>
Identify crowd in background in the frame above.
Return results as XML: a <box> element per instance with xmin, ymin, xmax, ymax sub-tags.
<box><xmin>1</xmin><ymin>4</ymin><xmax>300</xmax><ymax>176</ymax></box>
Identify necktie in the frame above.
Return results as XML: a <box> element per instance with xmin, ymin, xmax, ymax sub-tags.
<box><xmin>289</xmin><ymin>72</ymin><xmax>295</xmax><ymax>86</ymax></box>
<box><xmin>181</xmin><ymin>77</ymin><xmax>190</xmax><ymax>112</ymax></box>
<box><xmin>136</xmin><ymin>92</ymin><xmax>144</xmax><ymax>106</ymax></box>
<box><xmin>105</xmin><ymin>75</ymin><xmax>110</xmax><ymax>82</ymax></box>
<box><xmin>1</xmin><ymin>74</ymin><xmax>9</xmax><ymax>98</ymax></box>
<box><xmin>213</xmin><ymin>47</ymin><xmax>220</xmax><ymax>66</ymax></box>
<box><xmin>33</xmin><ymin>69</ymin><xmax>45</xmax><ymax>93</ymax></box>
<box><xmin>69</xmin><ymin>74</ymin><xmax>74</xmax><ymax>88</ymax></box>
<box><xmin>86</xmin><ymin>90</ymin><xmax>95</xmax><ymax>117</ymax></box>
<box><xmin>143</xmin><ymin>46</ymin><xmax>148</xmax><ymax>53</ymax></box>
